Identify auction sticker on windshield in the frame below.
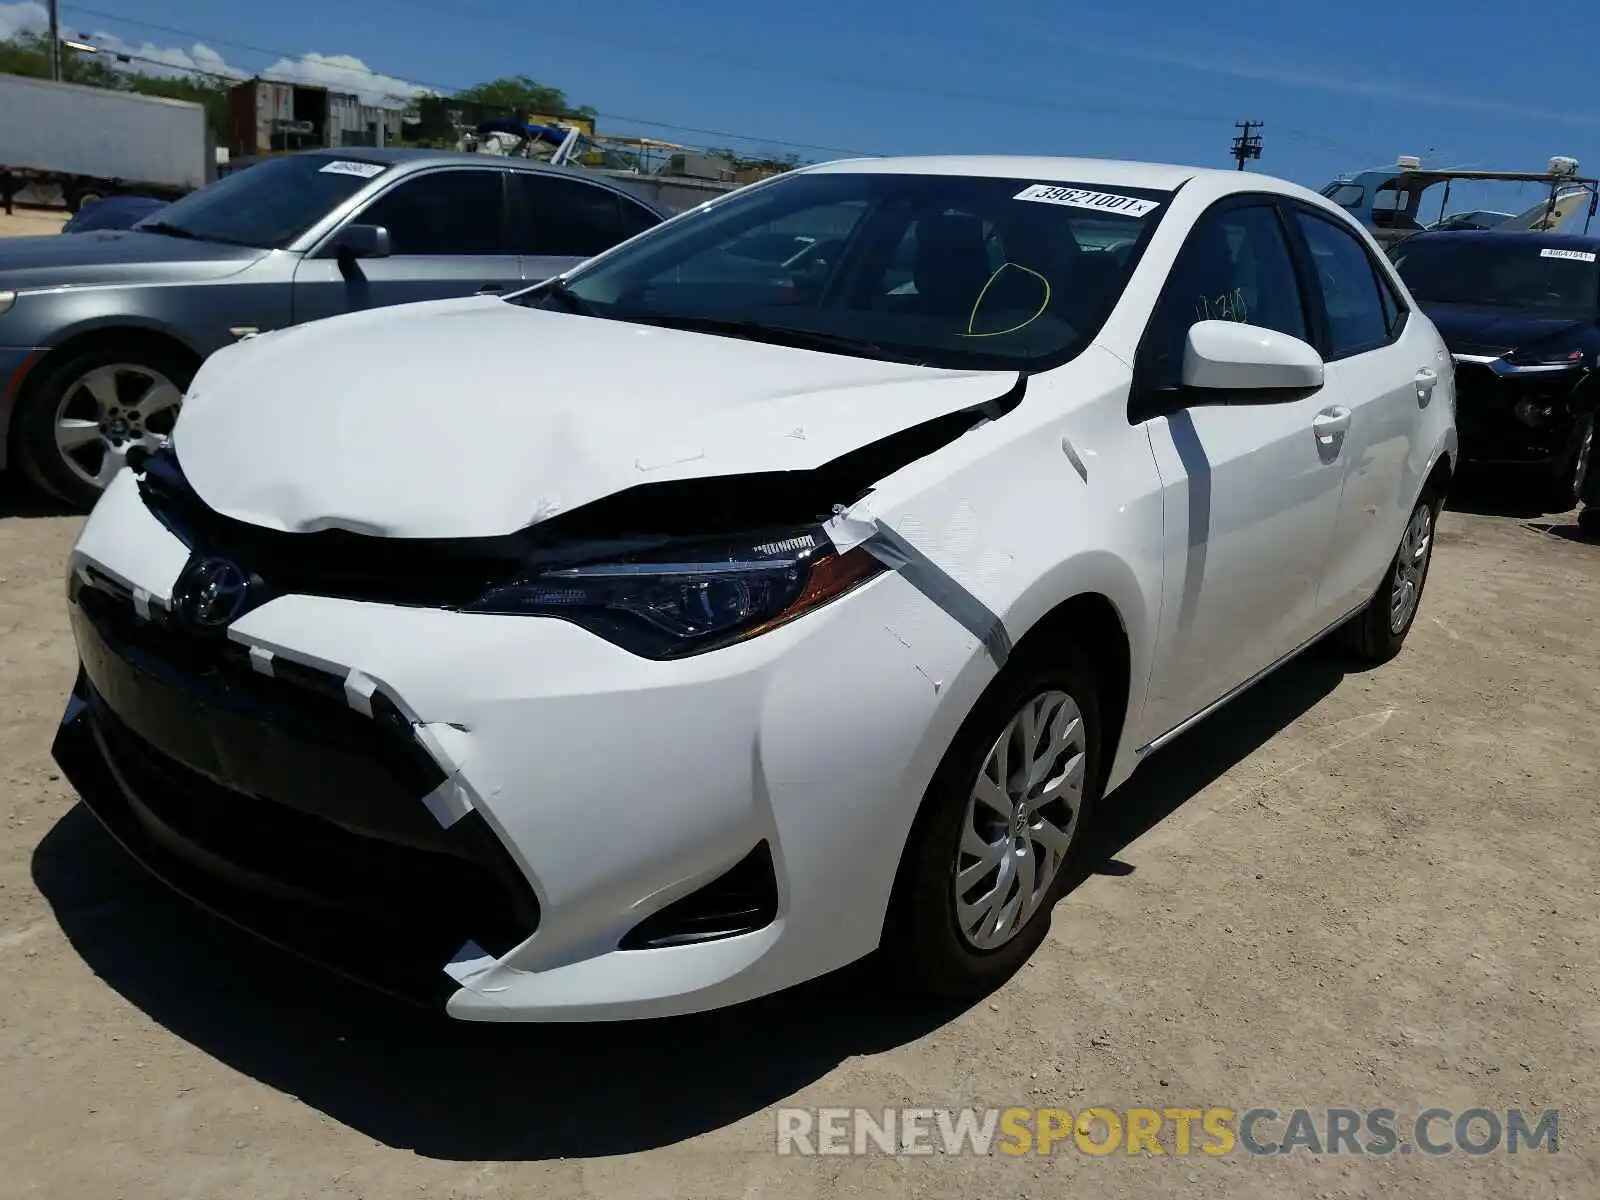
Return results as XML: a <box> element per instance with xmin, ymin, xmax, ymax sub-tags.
<box><xmin>1014</xmin><ymin>184</ymin><xmax>1161</xmax><ymax>218</ymax></box>
<box><xmin>319</xmin><ymin>161</ymin><xmax>387</xmax><ymax>179</ymax></box>
<box><xmin>1539</xmin><ymin>248</ymin><xmax>1596</xmax><ymax>262</ymax></box>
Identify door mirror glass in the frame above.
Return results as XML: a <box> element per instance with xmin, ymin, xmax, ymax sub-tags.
<box><xmin>332</xmin><ymin>223</ymin><xmax>392</xmax><ymax>259</ymax></box>
<box><xmin>1181</xmin><ymin>319</ymin><xmax>1325</xmax><ymax>396</ymax></box>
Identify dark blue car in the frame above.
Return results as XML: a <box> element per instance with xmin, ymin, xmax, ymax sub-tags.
<box><xmin>60</xmin><ymin>195</ymin><xmax>169</xmax><ymax>234</ymax></box>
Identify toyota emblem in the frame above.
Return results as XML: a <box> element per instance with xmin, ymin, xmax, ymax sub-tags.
<box><xmin>174</xmin><ymin>557</ymin><xmax>251</xmax><ymax>629</ymax></box>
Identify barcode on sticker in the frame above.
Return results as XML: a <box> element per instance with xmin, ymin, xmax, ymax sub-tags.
<box><xmin>1014</xmin><ymin>184</ymin><xmax>1161</xmax><ymax>218</ymax></box>
<box><xmin>1540</xmin><ymin>247</ymin><xmax>1596</xmax><ymax>262</ymax></box>
<box><xmin>319</xmin><ymin>160</ymin><xmax>387</xmax><ymax>179</ymax></box>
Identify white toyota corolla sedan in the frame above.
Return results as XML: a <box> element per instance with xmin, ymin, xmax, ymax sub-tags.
<box><xmin>53</xmin><ymin>156</ymin><xmax>1456</xmax><ymax>1021</ymax></box>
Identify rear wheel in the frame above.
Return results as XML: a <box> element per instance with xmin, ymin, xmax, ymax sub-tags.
<box><xmin>13</xmin><ymin>342</ymin><xmax>193</xmax><ymax>508</ymax></box>
<box><xmin>884</xmin><ymin>648</ymin><xmax>1102</xmax><ymax>999</ymax></box>
<box><xmin>1339</xmin><ymin>490</ymin><xmax>1440</xmax><ymax>665</ymax></box>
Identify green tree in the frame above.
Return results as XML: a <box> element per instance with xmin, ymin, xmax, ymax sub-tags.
<box><xmin>1</xmin><ymin>31</ymin><xmax>124</xmax><ymax>87</ymax></box>
<box><xmin>453</xmin><ymin>74</ymin><xmax>593</xmax><ymax>119</ymax></box>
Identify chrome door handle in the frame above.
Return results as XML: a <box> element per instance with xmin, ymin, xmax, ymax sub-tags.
<box><xmin>1415</xmin><ymin>367</ymin><xmax>1439</xmax><ymax>391</ymax></box>
<box><xmin>1313</xmin><ymin>406</ymin><xmax>1352</xmax><ymax>442</ymax></box>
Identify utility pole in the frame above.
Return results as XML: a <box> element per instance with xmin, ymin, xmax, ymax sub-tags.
<box><xmin>48</xmin><ymin>0</ymin><xmax>62</xmax><ymax>80</ymax></box>
<box><xmin>1231</xmin><ymin>120</ymin><xmax>1263</xmax><ymax>171</ymax></box>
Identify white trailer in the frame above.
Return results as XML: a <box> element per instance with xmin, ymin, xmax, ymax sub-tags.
<box><xmin>0</xmin><ymin>73</ymin><xmax>215</xmax><ymax>213</ymax></box>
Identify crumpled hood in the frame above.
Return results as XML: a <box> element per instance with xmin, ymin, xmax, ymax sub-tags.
<box><xmin>174</xmin><ymin>297</ymin><xmax>1018</xmax><ymax>538</ymax></box>
<box><xmin>1422</xmin><ymin>303</ymin><xmax>1588</xmax><ymax>356</ymax></box>
<box><xmin>0</xmin><ymin>230</ymin><xmax>263</xmax><ymax>291</ymax></box>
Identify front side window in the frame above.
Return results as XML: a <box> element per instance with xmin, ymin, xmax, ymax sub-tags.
<box><xmin>1392</xmin><ymin>238</ymin><xmax>1600</xmax><ymax>314</ymax></box>
<box><xmin>133</xmin><ymin>153</ymin><xmax>394</xmax><ymax>250</ymax></box>
<box><xmin>1138</xmin><ymin>202</ymin><xmax>1308</xmax><ymax>391</ymax></box>
<box><xmin>520</xmin><ymin>171</ymin><xmax>1172</xmax><ymax>371</ymax></box>
<box><xmin>358</xmin><ymin>170</ymin><xmax>508</xmax><ymax>255</ymax></box>
<box><xmin>1294</xmin><ymin>212</ymin><xmax>1394</xmax><ymax>357</ymax></box>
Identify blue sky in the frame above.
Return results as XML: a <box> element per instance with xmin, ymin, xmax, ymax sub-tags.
<box><xmin>7</xmin><ymin>0</ymin><xmax>1599</xmax><ymax>208</ymax></box>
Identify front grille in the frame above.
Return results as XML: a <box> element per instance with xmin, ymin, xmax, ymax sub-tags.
<box><xmin>66</xmin><ymin>572</ymin><xmax>542</xmax><ymax>961</ymax></box>
<box><xmin>91</xmin><ymin>690</ymin><xmax>534</xmax><ymax>952</ymax></box>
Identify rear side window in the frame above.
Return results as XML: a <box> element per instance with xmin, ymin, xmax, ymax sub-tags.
<box><xmin>1138</xmin><ymin>202</ymin><xmax>1308</xmax><ymax>391</ymax></box>
<box><xmin>512</xmin><ymin>174</ymin><xmax>647</xmax><ymax>257</ymax></box>
<box><xmin>1293</xmin><ymin>212</ymin><xmax>1394</xmax><ymax>357</ymax></box>
<box><xmin>359</xmin><ymin>170</ymin><xmax>509</xmax><ymax>255</ymax></box>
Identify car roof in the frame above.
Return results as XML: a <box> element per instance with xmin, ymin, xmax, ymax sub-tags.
<box><xmin>275</xmin><ymin>147</ymin><xmax>671</xmax><ymax>216</ymax></box>
<box><xmin>799</xmin><ymin>154</ymin><xmax>1338</xmax><ymax>208</ymax></box>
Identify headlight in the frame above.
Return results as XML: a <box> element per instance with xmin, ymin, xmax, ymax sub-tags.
<box><xmin>0</xmin><ymin>291</ymin><xmax>16</xmax><ymax>315</ymax></box>
<box><xmin>466</xmin><ymin>527</ymin><xmax>884</xmax><ymax>657</ymax></box>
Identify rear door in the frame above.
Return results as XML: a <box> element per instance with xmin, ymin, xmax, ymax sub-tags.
<box><xmin>506</xmin><ymin>171</ymin><xmax>661</xmax><ymax>284</ymax></box>
<box><xmin>290</xmin><ymin>167</ymin><xmax>523</xmax><ymax>322</ymax></box>
<box><xmin>1285</xmin><ymin>203</ymin><xmax>1435</xmax><ymax>620</ymax></box>
<box><xmin>1135</xmin><ymin>199</ymin><xmax>1349</xmax><ymax>742</ymax></box>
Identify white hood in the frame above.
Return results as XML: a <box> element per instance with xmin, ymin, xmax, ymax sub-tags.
<box><xmin>173</xmin><ymin>297</ymin><xmax>1016</xmax><ymax>538</ymax></box>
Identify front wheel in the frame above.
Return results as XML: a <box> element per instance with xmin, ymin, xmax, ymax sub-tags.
<box><xmin>1338</xmin><ymin>490</ymin><xmax>1440</xmax><ymax>665</ymax></box>
<box><xmin>884</xmin><ymin>649</ymin><xmax>1102</xmax><ymax>999</ymax></box>
<box><xmin>1537</xmin><ymin>416</ymin><xmax>1594</xmax><ymax>514</ymax></box>
<box><xmin>12</xmin><ymin>342</ymin><xmax>193</xmax><ymax>508</ymax></box>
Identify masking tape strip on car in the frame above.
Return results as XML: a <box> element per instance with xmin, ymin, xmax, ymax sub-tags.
<box><xmin>851</xmin><ymin>520</ymin><xmax>1012</xmax><ymax>667</ymax></box>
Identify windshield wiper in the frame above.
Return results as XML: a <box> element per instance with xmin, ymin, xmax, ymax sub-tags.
<box><xmin>135</xmin><ymin>221</ymin><xmax>198</xmax><ymax>241</ymax></box>
<box><xmin>525</xmin><ymin>277</ymin><xmax>597</xmax><ymax>316</ymax></box>
<box><xmin>625</xmin><ymin>315</ymin><xmax>922</xmax><ymax>364</ymax></box>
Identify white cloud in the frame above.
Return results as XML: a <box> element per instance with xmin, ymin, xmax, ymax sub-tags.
<box><xmin>0</xmin><ymin>2</ymin><xmax>427</xmax><ymax>106</ymax></box>
<box><xmin>255</xmin><ymin>52</ymin><xmax>426</xmax><ymax>106</ymax></box>
<box><xmin>0</xmin><ymin>0</ymin><xmax>45</xmax><ymax>38</ymax></box>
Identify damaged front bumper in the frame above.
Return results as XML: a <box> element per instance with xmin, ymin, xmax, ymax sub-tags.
<box><xmin>51</xmin><ymin>470</ymin><xmax>991</xmax><ymax>1021</ymax></box>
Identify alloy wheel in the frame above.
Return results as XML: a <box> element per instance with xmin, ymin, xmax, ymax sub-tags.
<box><xmin>53</xmin><ymin>362</ymin><xmax>182</xmax><ymax>491</ymax></box>
<box><xmin>955</xmin><ymin>689</ymin><xmax>1087</xmax><ymax>950</ymax></box>
<box><xmin>1389</xmin><ymin>502</ymin><xmax>1434</xmax><ymax>635</ymax></box>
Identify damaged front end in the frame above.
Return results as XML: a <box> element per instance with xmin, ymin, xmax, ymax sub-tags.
<box><xmin>135</xmin><ymin>374</ymin><xmax>1024</xmax><ymax>660</ymax></box>
<box><xmin>53</xmin><ymin>372</ymin><xmax>1026</xmax><ymax>1008</ymax></box>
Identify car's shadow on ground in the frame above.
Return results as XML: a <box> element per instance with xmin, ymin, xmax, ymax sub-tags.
<box><xmin>32</xmin><ymin>650</ymin><xmax>1349</xmax><ymax>1161</ymax></box>
<box><xmin>1443</xmin><ymin>471</ymin><xmax>1559</xmax><ymax>520</ymax></box>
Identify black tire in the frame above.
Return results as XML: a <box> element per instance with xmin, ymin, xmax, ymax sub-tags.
<box><xmin>12</xmin><ymin>340</ymin><xmax>195</xmax><ymax>509</ymax></box>
<box><xmin>1339</xmin><ymin>488</ymin><xmax>1442</xmax><ymax>665</ymax></box>
<box><xmin>1578</xmin><ymin>504</ymin><xmax>1600</xmax><ymax>539</ymax></box>
<box><xmin>1536</xmin><ymin>415</ymin><xmax>1594</xmax><ymax>514</ymax></box>
<box><xmin>883</xmin><ymin>645</ymin><xmax>1103</xmax><ymax>1000</ymax></box>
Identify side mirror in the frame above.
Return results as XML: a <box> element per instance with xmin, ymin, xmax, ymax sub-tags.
<box><xmin>330</xmin><ymin>223</ymin><xmax>392</xmax><ymax>259</ymax></box>
<box><xmin>1181</xmin><ymin>320</ymin><xmax>1325</xmax><ymax>398</ymax></box>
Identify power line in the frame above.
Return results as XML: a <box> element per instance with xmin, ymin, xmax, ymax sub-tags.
<box><xmin>59</xmin><ymin>5</ymin><xmax>881</xmax><ymax>156</ymax></box>
<box><xmin>61</xmin><ymin>3</ymin><xmax>1378</xmax><ymax>166</ymax></box>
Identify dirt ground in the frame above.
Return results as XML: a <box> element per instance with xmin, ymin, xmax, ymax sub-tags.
<box><xmin>0</xmin><ymin>206</ymin><xmax>69</xmax><ymax>237</ymax></box>
<box><xmin>2</xmin><ymin>200</ymin><xmax>1598</xmax><ymax>1196</ymax></box>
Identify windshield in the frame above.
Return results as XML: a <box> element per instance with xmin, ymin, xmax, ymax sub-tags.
<box><xmin>134</xmin><ymin>154</ymin><xmax>393</xmax><ymax>250</ymax></box>
<box><xmin>525</xmin><ymin>170</ymin><xmax>1172</xmax><ymax>371</ymax></box>
<box><xmin>1392</xmin><ymin>238</ymin><xmax>1600</xmax><ymax>312</ymax></box>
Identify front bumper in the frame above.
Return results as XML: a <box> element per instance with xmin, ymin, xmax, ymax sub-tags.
<box><xmin>52</xmin><ymin>470</ymin><xmax>993</xmax><ymax>1021</ymax></box>
<box><xmin>1450</xmin><ymin>356</ymin><xmax>1592</xmax><ymax>467</ymax></box>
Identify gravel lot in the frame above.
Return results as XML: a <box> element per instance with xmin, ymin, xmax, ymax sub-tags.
<box><xmin>3</xmin><ymin>210</ymin><xmax>1597</xmax><ymax>1199</ymax></box>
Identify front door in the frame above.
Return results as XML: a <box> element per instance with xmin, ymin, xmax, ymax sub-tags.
<box><xmin>291</xmin><ymin>167</ymin><xmax>523</xmax><ymax>323</ymax></box>
<box><xmin>1134</xmin><ymin>199</ymin><xmax>1349</xmax><ymax>743</ymax></box>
